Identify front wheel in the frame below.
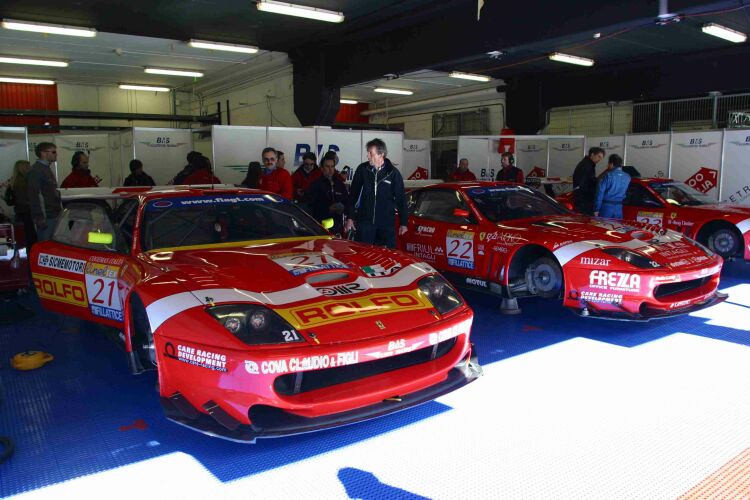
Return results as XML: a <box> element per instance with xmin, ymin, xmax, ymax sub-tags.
<box><xmin>707</xmin><ymin>228</ymin><xmax>739</xmax><ymax>259</ymax></box>
<box><xmin>525</xmin><ymin>256</ymin><xmax>563</xmax><ymax>299</ymax></box>
<box><xmin>130</xmin><ymin>295</ymin><xmax>156</xmax><ymax>369</ymax></box>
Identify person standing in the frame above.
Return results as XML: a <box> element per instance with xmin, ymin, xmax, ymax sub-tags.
<box><xmin>60</xmin><ymin>151</ymin><xmax>99</xmax><ymax>188</ymax></box>
<box><xmin>27</xmin><ymin>142</ymin><xmax>62</xmax><ymax>241</ymax></box>
<box><xmin>292</xmin><ymin>152</ymin><xmax>322</xmax><ymax>203</ymax></box>
<box><xmin>572</xmin><ymin>147</ymin><xmax>605</xmax><ymax>215</ymax></box>
<box><xmin>123</xmin><ymin>159</ymin><xmax>156</xmax><ymax>187</ymax></box>
<box><xmin>495</xmin><ymin>152</ymin><xmax>524</xmax><ymax>183</ymax></box>
<box><xmin>241</xmin><ymin>161</ymin><xmax>262</xmax><ymax>188</ymax></box>
<box><xmin>6</xmin><ymin>160</ymin><xmax>36</xmax><ymax>246</ymax></box>
<box><xmin>171</xmin><ymin>151</ymin><xmax>202</xmax><ymax>185</ymax></box>
<box><xmin>594</xmin><ymin>154</ymin><xmax>630</xmax><ymax>218</ymax></box>
<box><xmin>307</xmin><ymin>152</ymin><xmax>349</xmax><ymax>234</ymax></box>
<box><xmin>449</xmin><ymin>158</ymin><xmax>477</xmax><ymax>181</ymax></box>
<box><xmin>276</xmin><ymin>150</ymin><xmax>287</xmax><ymax>170</ymax></box>
<box><xmin>182</xmin><ymin>155</ymin><xmax>221</xmax><ymax>184</ymax></box>
<box><xmin>344</xmin><ymin>138</ymin><xmax>407</xmax><ymax>248</ymax></box>
<box><xmin>259</xmin><ymin>147</ymin><xmax>293</xmax><ymax>200</ymax></box>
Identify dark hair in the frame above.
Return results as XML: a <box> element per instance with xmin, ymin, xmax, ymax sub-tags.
<box><xmin>187</xmin><ymin>151</ymin><xmax>202</xmax><ymax>164</ymax></box>
<box><xmin>194</xmin><ymin>155</ymin><xmax>211</xmax><ymax>170</ymax></box>
<box><xmin>322</xmin><ymin>151</ymin><xmax>338</xmax><ymax>164</ymax></box>
<box><xmin>129</xmin><ymin>159</ymin><xmax>143</xmax><ymax>172</ymax></box>
<box><xmin>35</xmin><ymin>142</ymin><xmax>56</xmax><ymax>158</ymax></box>
<box><xmin>302</xmin><ymin>152</ymin><xmax>317</xmax><ymax>163</ymax></box>
<box><xmin>609</xmin><ymin>154</ymin><xmax>623</xmax><ymax>167</ymax></box>
<box><xmin>242</xmin><ymin>161</ymin><xmax>262</xmax><ymax>188</ymax></box>
<box><xmin>276</xmin><ymin>150</ymin><xmax>284</xmax><ymax>157</ymax></box>
<box><xmin>262</xmin><ymin>147</ymin><xmax>277</xmax><ymax>158</ymax></box>
<box><xmin>365</xmin><ymin>138</ymin><xmax>387</xmax><ymax>156</ymax></box>
<box><xmin>588</xmin><ymin>147</ymin><xmax>605</xmax><ymax>157</ymax></box>
<box><xmin>501</xmin><ymin>151</ymin><xmax>514</xmax><ymax>166</ymax></box>
<box><xmin>71</xmin><ymin>151</ymin><xmax>87</xmax><ymax>169</ymax></box>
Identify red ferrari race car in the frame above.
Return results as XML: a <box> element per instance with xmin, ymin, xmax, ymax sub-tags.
<box><xmin>30</xmin><ymin>188</ymin><xmax>480</xmax><ymax>442</ymax></box>
<box><xmin>556</xmin><ymin>178</ymin><xmax>750</xmax><ymax>260</ymax></box>
<box><xmin>398</xmin><ymin>181</ymin><xmax>727</xmax><ymax>320</ymax></box>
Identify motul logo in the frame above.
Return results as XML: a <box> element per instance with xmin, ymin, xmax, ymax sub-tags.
<box><xmin>589</xmin><ymin>271</ymin><xmax>640</xmax><ymax>291</ymax></box>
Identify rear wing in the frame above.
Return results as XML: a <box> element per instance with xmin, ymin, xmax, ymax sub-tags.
<box><xmin>59</xmin><ymin>184</ymin><xmax>239</xmax><ymax>202</ymax></box>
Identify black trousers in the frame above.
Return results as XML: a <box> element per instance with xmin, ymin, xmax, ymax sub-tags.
<box><xmin>355</xmin><ymin>221</ymin><xmax>396</xmax><ymax>248</ymax></box>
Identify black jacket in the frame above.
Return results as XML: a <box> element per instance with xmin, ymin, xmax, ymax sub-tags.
<box><xmin>123</xmin><ymin>172</ymin><xmax>156</xmax><ymax>187</ymax></box>
<box><xmin>349</xmin><ymin>158</ymin><xmax>407</xmax><ymax>228</ymax></box>
<box><xmin>307</xmin><ymin>174</ymin><xmax>349</xmax><ymax>228</ymax></box>
<box><xmin>572</xmin><ymin>156</ymin><xmax>597</xmax><ymax>214</ymax></box>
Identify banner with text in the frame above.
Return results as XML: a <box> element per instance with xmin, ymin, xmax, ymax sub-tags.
<box><xmin>458</xmin><ymin>137</ymin><xmax>494</xmax><ymax>180</ymax></box>
<box><xmin>515</xmin><ymin>139</ymin><xmax>548</xmax><ymax>178</ymax></box>
<box><xmin>267</xmin><ymin>127</ymin><xmax>316</xmax><ymax>171</ymax></box>
<box><xmin>402</xmin><ymin>139</ymin><xmax>431</xmax><ymax>180</ymax></box>
<box><xmin>55</xmin><ymin>134</ymin><xmax>112</xmax><ymax>187</ymax></box>
<box><xmin>133</xmin><ymin>128</ymin><xmax>193</xmax><ymax>185</ymax></box>
<box><xmin>625</xmin><ymin>133</ymin><xmax>670</xmax><ymax>178</ymax></box>
<box><xmin>547</xmin><ymin>138</ymin><xmax>585</xmax><ymax>178</ymax></box>
<box><xmin>586</xmin><ymin>135</ymin><xmax>625</xmax><ymax>161</ymax></box>
<box><xmin>212</xmin><ymin>126</ymin><xmax>267</xmax><ymax>185</ymax></box>
<box><xmin>721</xmin><ymin>130</ymin><xmax>750</xmax><ymax>205</ymax></box>
<box><xmin>670</xmin><ymin>131</ymin><xmax>722</xmax><ymax>200</ymax></box>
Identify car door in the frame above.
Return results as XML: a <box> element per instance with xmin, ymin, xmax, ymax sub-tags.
<box><xmin>31</xmin><ymin>200</ymin><xmax>137</xmax><ymax>328</ymax></box>
<box><xmin>623</xmin><ymin>182</ymin><xmax>667</xmax><ymax>227</ymax></box>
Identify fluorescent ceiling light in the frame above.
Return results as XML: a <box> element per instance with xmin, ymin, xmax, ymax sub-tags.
<box><xmin>2</xmin><ymin>18</ymin><xmax>96</xmax><ymax>37</ymax></box>
<box><xmin>374</xmin><ymin>87</ymin><xmax>413</xmax><ymax>95</ymax></box>
<box><xmin>0</xmin><ymin>56</ymin><xmax>68</xmax><ymax>67</ymax></box>
<box><xmin>702</xmin><ymin>23</ymin><xmax>747</xmax><ymax>43</ymax></box>
<box><xmin>449</xmin><ymin>71</ymin><xmax>490</xmax><ymax>82</ymax></box>
<box><xmin>0</xmin><ymin>76</ymin><xmax>55</xmax><ymax>85</ymax></box>
<box><xmin>256</xmin><ymin>1</ymin><xmax>344</xmax><ymax>23</ymax></box>
<box><xmin>340</xmin><ymin>99</ymin><xmax>358</xmax><ymax>104</ymax></box>
<box><xmin>119</xmin><ymin>84</ymin><xmax>171</xmax><ymax>92</ymax></box>
<box><xmin>549</xmin><ymin>52</ymin><xmax>594</xmax><ymax>66</ymax></box>
<box><xmin>145</xmin><ymin>67</ymin><xmax>203</xmax><ymax>77</ymax></box>
<box><xmin>189</xmin><ymin>39</ymin><xmax>258</xmax><ymax>54</ymax></box>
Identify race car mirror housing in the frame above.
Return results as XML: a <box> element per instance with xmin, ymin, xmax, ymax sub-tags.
<box><xmin>207</xmin><ymin>304</ymin><xmax>304</xmax><ymax>345</ymax></box>
<box><xmin>453</xmin><ymin>208</ymin><xmax>470</xmax><ymax>218</ymax></box>
<box><xmin>321</xmin><ymin>218</ymin><xmax>334</xmax><ymax>230</ymax></box>
<box><xmin>601</xmin><ymin>248</ymin><xmax>661</xmax><ymax>269</ymax></box>
<box><xmin>418</xmin><ymin>275</ymin><xmax>464</xmax><ymax>315</ymax></box>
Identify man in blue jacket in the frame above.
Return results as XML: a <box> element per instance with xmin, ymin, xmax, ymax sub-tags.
<box><xmin>594</xmin><ymin>154</ymin><xmax>630</xmax><ymax>219</ymax></box>
<box><xmin>344</xmin><ymin>138</ymin><xmax>408</xmax><ymax>248</ymax></box>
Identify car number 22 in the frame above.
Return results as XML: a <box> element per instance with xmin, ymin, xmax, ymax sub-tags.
<box><xmin>446</xmin><ymin>230</ymin><xmax>475</xmax><ymax>270</ymax></box>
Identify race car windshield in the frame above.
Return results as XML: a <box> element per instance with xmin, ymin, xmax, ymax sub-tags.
<box><xmin>467</xmin><ymin>186</ymin><xmax>568</xmax><ymax>222</ymax></box>
<box><xmin>650</xmin><ymin>182</ymin><xmax>713</xmax><ymax>206</ymax></box>
<box><xmin>141</xmin><ymin>194</ymin><xmax>329</xmax><ymax>251</ymax></box>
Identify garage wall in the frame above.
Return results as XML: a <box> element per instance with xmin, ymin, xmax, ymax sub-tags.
<box><xmin>545</xmin><ymin>102</ymin><xmax>633</xmax><ymax>136</ymax></box>
<box><xmin>57</xmin><ymin>84</ymin><xmax>174</xmax><ymax>128</ymax></box>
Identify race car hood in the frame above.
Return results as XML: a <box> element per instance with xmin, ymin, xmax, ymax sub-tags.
<box><xmin>689</xmin><ymin>203</ymin><xmax>750</xmax><ymax>222</ymax></box>
<box><xmin>498</xmin><ymin>215</ymin><xmax>715</xmax><ymax>268</ymax></box>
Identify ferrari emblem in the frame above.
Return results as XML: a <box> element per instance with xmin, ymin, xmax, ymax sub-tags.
<box><xmin>670</xmin><ymin>212</ymin><xmax>677</xmax><ymax>219</ymax></box>
<box><xmin>309</xmin><ymin>332</ymin><xmax>320</xmax><ymax>344</ymax></box>
<box><xmin>375</xmin><ymin>320</ymin><xmax>386</xmax><ymax>330</ymax></box>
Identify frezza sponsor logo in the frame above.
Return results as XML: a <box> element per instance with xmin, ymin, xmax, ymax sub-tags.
<box><xmin>589</xmin><ymin>271</ymin><xmax>640</xmax><ymax>291</ymax></box>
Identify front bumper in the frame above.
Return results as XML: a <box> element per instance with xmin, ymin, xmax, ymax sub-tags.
<box><xmin>160</xmin><ymin>349</ymin><xmax>482</xmax><ymax>443</ymax></box>
<box><xmin>572</xmin><ymin>290</ymin><xmax>728</xmax><ymax>321</ymax></box>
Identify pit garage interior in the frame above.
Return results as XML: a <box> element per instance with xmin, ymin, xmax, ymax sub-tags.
<box><xmin>2</xmin><ymin>1</ymin><xmax>750</xmax><ymax>498</ymax></box>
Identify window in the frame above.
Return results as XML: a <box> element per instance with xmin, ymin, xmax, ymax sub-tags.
<box><xmin>406</xmin><ymin>190</ymin><xmax>421</xmax><ymax>215</ymax></box>
<box><xmin>467</xmin><ymin>186</ymin><xmax>567</xmax><ymax>222</ymax></box>
<box><xmin>52</xmin><ymin>202</ymin><xmax>122</xmax><ymax>252</ymax></box>
<box><xmin>113</xmin><ymin>199</ymin><xmax>138</xmax><ymax>249</ymax></box>
<box><xmin>624</xmin><ymin>184</ymin><xmax>662</xmax><ymax>207</ymax></box>
<box><xmin>413</xmin><ymin>189</ymin><xmax>473</xmax><ymax>224</ymax></box>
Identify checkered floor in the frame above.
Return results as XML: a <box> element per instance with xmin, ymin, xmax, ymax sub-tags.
<box><xmin>1</xmin><ymin>261</ymin><xmax>749</xmax><ymax>499</ymax></box>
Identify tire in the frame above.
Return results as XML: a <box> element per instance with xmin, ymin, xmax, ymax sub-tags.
<box><xmin>525</xmin><ymin>256</ymin><xmax>563</xmax><ymax>299</ymax></box>
<box><xmin>707</xmin><ymin>228</ymin><xmax>739</xmax><ymax>259</ymax></box>
<box><xmin>130</xmin><ymin>295</ymin><xmax>156</xmax><ymax>368</ymax></box>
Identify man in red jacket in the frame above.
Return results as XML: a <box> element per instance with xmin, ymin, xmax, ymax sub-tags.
<box><xmin>182</xmin><ymin>155</ymin><xmax>221</xmax><ymax>184</ymax></box>
<box><xmin>259</xmin><ymin>147</ymin><xmax>292</xmax><ymax>200</ymax></box>
<box><xmin>291</xmin><ymin>152</ymin><xmax>322</xmax><ymax>203</ymax></box>
<box><xmin>60</xmin><ymin>151</ymin><xmax>100</xmax><ymax>188</ymax></box>
<box><xmin>449</xmin><ymin>158</ymin><xmax>477</xmax><ymax>182</ymax></box>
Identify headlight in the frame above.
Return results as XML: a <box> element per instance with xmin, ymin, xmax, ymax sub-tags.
<box><xmin>602</xmin><ymin>248</ymin><xmax>661</xmax><ymax>269</ymax></box>
<box><xmin>418</xmin><ymin>275</ymin><xmax>464</xmax><ymax>315</ymax></box>
<box><xmin>207</xmin><ymin>304</ymin><xmax>303</xmax><ymax>345</ymax></box>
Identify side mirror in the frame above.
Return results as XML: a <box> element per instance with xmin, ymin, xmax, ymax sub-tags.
<box><xmin>453</xmin><ymin>208</ymin><xmax>470</xmax><ymax>218</ymax></box>
<box><xmin>88</xmin><ymin>231</ymin><xmax>113</xmax><ymax>245</ymax></box>
<box><xmin>321</xmin><ymin>218</ymin><xmax>334</xmax><ymax>230</ymax></box>
<box><xmin>665</xmin><ymin>198</ymin><xmax>679</xmax><ymax>206</ymax></box>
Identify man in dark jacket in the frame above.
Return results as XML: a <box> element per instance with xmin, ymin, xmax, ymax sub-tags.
<box><xmin>27</xmin><ymin>142</ymin><xmax>62</xmax><ymax>241</ymax></box>
<box><xmin>495</xmin><ymin>152</ymin><xmax>524</xmax><ymax>183</ymax></box>
<box><xmin>572</xmin><ymin>147</ymin><xmax>605</xmax><ymax>215</ymax></box>
<box><xmin>344</xmin><ymin>138</ymin><xmax>407</xmax><ymax>248</ymax></box>
<box><xmin>123</xmin><ymin>159</ymin><xmax>156</xmax><ymax>186</ymax></box>
<box><xmin>171</xmin><ymin>151</ymin><xmax>202</xmax><ymax>185</ymax></box>
<box><xmin>307</xmin><ymin>152</ymin><xmax>349</xmax><ymax>234</ymax></box>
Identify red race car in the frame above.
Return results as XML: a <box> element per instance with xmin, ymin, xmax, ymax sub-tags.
<box><xmin>30</xmin><ymin>188</ymin><xmax>480</xmax><ymax>442</ymax></box>
<box><xmin>556</xmin><ymin>178</ymin><xmax>750</xmax><ymax>260</ymax></box>
<box><xmin>398</xmin><ymin>181</ymin><xmax>727</xmax><ymax>320</ymax></box>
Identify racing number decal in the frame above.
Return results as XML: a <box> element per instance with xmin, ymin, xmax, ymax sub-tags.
<box><xmin>636</xmin><ymin>211</ymin><xmax>663</xmax><ymax>226</ymax></box>
<box><xmin>446</xmin><ymin>230</ymin><xmax>475</xmax><ymax>270</ymax></box>
<box><xmin>84</xmin><ymin>262</ymin><xmax>123</xmax><ymax>321</ymax></box>
<box><xmin>271</xmin><ymin>252</ymin><xmax>348</xmax><ymax>276</ymax></box>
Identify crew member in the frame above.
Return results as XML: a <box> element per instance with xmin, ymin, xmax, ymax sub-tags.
<box><xmin>495</xmin><ymin>152</ymin><xmax>524</xmax><ymax>183</ymax></box>
<box><xmin>344</xmin><ymin>138</ymin><xmax>407</xmax><ymax>248</ymax></box>
<box><xmin>449</xmin><ymin>158</ymin><xmax>477</xmax><ymax>181</ymax></box>
<box><xmin>182</xmin><ymin>155</ymin><xmax>221</xmax><ymax>184</ymax></box>
<box><xmin>27</xmin><ymin>142</ymin><xmax>62</xmax><ymax>241</ymax></box>
<box><xmin>307</xmin><ymin>151</ymin><xmax>349</xmax><ymax>234</ymax></box>
<box><xmin>123</xmin><ymin>159</ymin><xmax>156</xmax><ymax>187</ymax></box>
<box><xmin>595</xmin><ymin>154</ymin><xmax>630</xmax><ymax>218</ymax></box>
<box><xmin>259</xmin><ymin>147</ymin><xmax>293</xmax><ymax>199</ymax></box>
<box><xmin>572</xmin><ymin>147</ymin><xmax>605</xmax><ymax>215</ymax></box>
<box><xmin>292</xmin><ymin>152</ymin><xmax>322</xmax><ymax>203</ymax></box>
<box><xmin>60</xmin><ymin>151</ymin><xmax>99</xmax><ymax>188</ymax></box>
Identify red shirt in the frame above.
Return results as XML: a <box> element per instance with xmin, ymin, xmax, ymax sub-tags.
<box><xmin>183</xmin><ymin>168</ymin><xmax>221</xmax><ymax>185</ymax></box>
<box><xmin>260</xmin><ymin>167</ymin><xmax>293</xmax><ymax>200</ymax></box>
<box><xmin>291</xmin><ymin>166</ymin><xmax>322</xmax><ymax>202</ymax></box>
<box><xmin>60</xmin><ymin>170</ymin><xmax>99</xmax><ymax>188</ymax></box>
<box><xmin>449</xmin><ymin>169</ymin><xmax>477</xmax><ymax>182</ymax></box>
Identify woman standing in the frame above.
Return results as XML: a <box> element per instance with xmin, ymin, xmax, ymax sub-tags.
<box><xmin>7</xmin><ymin>160</ymin><xmax>36</xmax><ymax>247</ymax></box>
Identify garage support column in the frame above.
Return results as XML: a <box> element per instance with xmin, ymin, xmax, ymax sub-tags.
<box><xmin>290</xmin><ymin>49</ymin><xmax>340</xmax><ymax>126</ymax></box>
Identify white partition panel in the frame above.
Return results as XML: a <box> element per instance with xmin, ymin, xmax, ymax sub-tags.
<box><xmin>586</xmin><ymin>135</ymin><xmax>625</xmax><ymax>159</ymax></box>
<box><xmin>316</xmin><ymin>128</ymin><xmax>361</xmax><ymax>180</ymax></box>
<box><xmin>108</xmin><ymin>133</ymin><xmax>123</xmax><ymax>186</ymax></box>
<box><xmin>56</xmin><ymin>134</ymin><xmax>113</xmax><ymax>186</ymax></box>
<box><xmin>133</xmin><ymin>128</ymin><xmax>193</xmax><ymax>186</ymax></box>
<box><xmin>0</xmin><ymin>127</ymin><xmax>29</xmax><ymax>215</ymax></box>
<box><xmin>547</xmin><ymin>138</ymin><xmax>585</xmax><ymax>178</ymax></box>
<box><xmin>402</xmin><ymin>139</ymin><xmax>431</xmax><ymax>179</ymax></box>
<box><xmin>361</xmin><ymin>131</ymin><xmax>404</xmax><ymax>176</ymax></box>
<box><xmin>212</xmin><ymin>125</ymin><xmax>267</xmax><ymax>185</ymax></box>
<box><xmin>516</xmin><ymin>139</ymin><xmax>548</xmax><ymax>177</ymax></box>
<box><xmin>119</xmin><ymin>130</ymin><xmax>135</xmax><ymax>183</ymax></box>
<box><xmin>458</xmin><ymin>137</ymin><xmax>494</xmax><ymax>180</ymax></box>
<box><xmin>721</xmin><ymin>129</ymin><xmax>750</xmax><ymax>205</ymax></box>
<box><xmin>625</xmin><ymin>133</ymin><xmax>670</xmax><ymax>178</ymax></box>
<box><xmin>267</xmin><ymin>127</ymin><xmax>316</xmax><ymax>170</ymax></box>
<box><xmin>670</xmin><ymin>131</ymin><xmax>723</xmax><ymax>200</ymax></box>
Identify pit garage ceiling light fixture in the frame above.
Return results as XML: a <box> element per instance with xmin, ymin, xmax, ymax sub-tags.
<box><xmin>119</xmin><ymin>84</ymin><xmax>171</xmax><ymax>92</ymax></box>
<box><xmin>256</xmin><ymin>1</ymin><xmax>345</xmax><ymax>23</ymax></box>
<box><xmin>2</xmin><ymin>18</ymin><xmax>96</xmax><ymax>37</ymax></box>
<box><xmin>340</xmin><ymin>99</ymin><xmax>358</xmax><ymax>104</ymax></box>
<box><xmin>449</xmin><ymin>71</ymin><xmax>490</xmax><ymax>82</ymax></box>
<box><xmin>374</xmin><ymin>87</ymin><xmax>413</xmax><ymax>95</ymax></box>
<box><xmin>145</xmin><ymin>67</ymin><xmax>203</xmax><ymax>77</ymax></box>
<box><xmin>548</xmin><ymin>52</ymin><xmax>594</xmax><ymax>66</ymax></box>
<box><xmin>702</xmin><ymin>23</ymin><xmax>747</xmax><ymax>43</ymax></box>
<box><xmin>0</xmin><ymin>56</ymin><xmax>68</xmax><ymax>67</ymax></box>
<box><xmin>0</xmin><ymin>76</ymin><xmax>55</xmax><ymax>85</ymax></box>
<box><xmin>189</xmin><ymin>39</ymin><xmax>259</xmax><ymax>54</ymax></box>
